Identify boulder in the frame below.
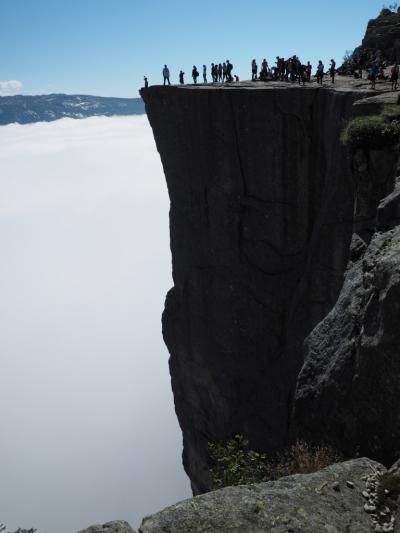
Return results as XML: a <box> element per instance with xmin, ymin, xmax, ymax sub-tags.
<box><xmin>139</xmin><ymin>458</ymin><xmax>386</xmax><ymax>532</ymax></box>
<box><xmin>77</xmin><ymin>521</ymin><xmax>136</xmax><ymax>533</ymax></box>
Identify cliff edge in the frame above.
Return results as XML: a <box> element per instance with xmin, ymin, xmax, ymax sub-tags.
<box><xmin>141</xmin><ymin>78</ymin><xmax>400</xmax><ymax>493</ymax></box>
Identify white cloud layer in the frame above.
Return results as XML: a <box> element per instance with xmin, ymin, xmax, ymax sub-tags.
<box><xmin>0</xmin><ymin>79</ymin><xmax>23</xmax><ymax>96</ymax></box>
<box><xmin>0</xmin><ymin>116</ymin><xmax>190</xmax><ymax>532</ymax></box>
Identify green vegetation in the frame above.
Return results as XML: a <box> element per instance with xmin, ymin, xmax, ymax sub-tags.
<box><xmin>208</xmin><ymin>435</ymin><xmax>342</xmax><ymax>490</ymax></box>
<box><xmin>208</xmin><ymin>435</ymin><xmax>269</xmax><ymax>488</ymax></box>
<box><xmin>341</xmin><ymin>106</ymin><xmax>400</xmax><ymax>150</ymax></box>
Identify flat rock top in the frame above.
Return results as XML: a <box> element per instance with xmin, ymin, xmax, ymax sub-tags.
<box><xmin>139</xmin><ymin>458</ymin><xmax>385</xmax><ymax>533</ymax></box>
<box><xmin>141</xmin><ymin>75</ymin><xmax>400</xmax><ymax>97</ymax></box>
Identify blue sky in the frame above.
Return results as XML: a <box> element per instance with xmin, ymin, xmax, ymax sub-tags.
<box><xmin>0</xmin><ymin>0</ymin><xmax>391</xmax><ymax>96</ymax></box>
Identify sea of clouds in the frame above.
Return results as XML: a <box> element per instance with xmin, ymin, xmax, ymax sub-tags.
<box><xmin>0</xmin><ymin>116</ymin><xmax>190</xmax><ymax>533</ymax></box>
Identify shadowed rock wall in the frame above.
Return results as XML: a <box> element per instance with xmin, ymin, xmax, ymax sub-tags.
<box><xmin>141</xmin><ymin>85</ymin><xmax>374</xmax><ymax>493</ymax></box>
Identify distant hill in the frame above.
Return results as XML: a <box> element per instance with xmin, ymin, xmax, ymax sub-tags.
<box><xmin>0</xmin><ymin>94</ymin><xmax>145</xmax><ymax>125</ymax></box>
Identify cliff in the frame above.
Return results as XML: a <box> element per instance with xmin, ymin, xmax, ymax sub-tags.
<box><xmin>352</xmin><ymin>9</ymin><xmax>400</xmax><ymax>65</ymax></box>
<box><xmin>140</xmin><ymin>78</ymin><xmax>400</xmax><ymax>494</ymax></box>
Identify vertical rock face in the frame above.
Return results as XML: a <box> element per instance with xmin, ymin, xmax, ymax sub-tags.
<box><xmin>293</xmin><ymin>175</ymin><xmax>400</xmax><ymax>465</ymax></box>
<box><xmin>141</xmin><ymin>84</ymin><xmax>374</xmax><ymax>493</ymax></box>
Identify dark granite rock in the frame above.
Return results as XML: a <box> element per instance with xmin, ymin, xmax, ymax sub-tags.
<box><xmin>77</xmin><ymin>520</ymin><xmax>136</xmax><ymax>533</ymax></box>
<box><xmin>139</xmin><ymin>458</ymin><xmax>385</xmax><ymax>532</ymax></box>
<box><xmin>377</xmin><ymin>178</ymin><xmax>400</xmax><ymax>230</ymax></box>
<box><xmin>353</xmin><ymin>10</ymin><xmax>400</xmax><ymax>65</ymax></box>
<box><xmin>140</xmin><ymin>81</ymin><xmax>393</xmax><ymax>494</ymax></box>
<box><xmin>293</xmin><ymin>183</ymin><xmax>400</xmax><ymax>465</ymax></box>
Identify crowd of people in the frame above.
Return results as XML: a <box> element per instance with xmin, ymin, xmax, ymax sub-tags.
<box><xmin>141</xmin><ymin>55</ymin><xmax>400</xmax><ymax>91</ymax></box>
<box><xmin>155</xmin><ymin>57</ymin><xmax>337</xmax><ymax>87</ymax></box>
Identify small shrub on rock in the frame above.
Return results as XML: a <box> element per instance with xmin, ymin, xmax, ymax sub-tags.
<box><xmin>208</xmin><ymin>436</ymin><xmax>342</xmax><ymax>489</ymax></box>
<box><xmin>208</xmin><ymin>435</ymin><xmax>269</xmax><ymax>489</ymax></box>
<box><xmin>269</xmin><ymin>440</ymin><xmax>343</xmax><ymax>480</ymax></box>
<box><xmin>341</xmin><ymin>114</ymin><xmax>400</xmax><ymax>150</ymax></box>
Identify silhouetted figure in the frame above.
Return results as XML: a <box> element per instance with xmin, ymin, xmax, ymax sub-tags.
<box><xmin>251</xmin><ymin>59</ymin><xmax>258</xmax><ymax>81</ymax></box>
<box><xmin>163</xmin><ymin>65</ymin><xmax>170</xmax><ymax>85</ymax></box>
<box><xmin>226</xmin><ymin>60</ymin><xmax>233</xmax><ymax>82</ymax></box>
<box><xmin>316</xmin><ymin>60</ymin><xmax>324</xmax><ymax>84</ymax></box>
<box><xmin>192</xmin><ymin>65</ymin><xmax>199</xmax><ymax>84</ymax></box>
<box><xmin>306</xmin><ymin>62</ymin><xmax>312</xmax><ymax>82</ymax></box>
<box><xmin>234</xmin><ymin>75</ymin><xmax>239</xmax><ymax>82</ymax></box>
<box><xmin>329</xmin><ymin>59</ymin><xmax>336</xmax><ymax>83</ymax></box>
<box><xmin>370</xmin><ymin>62</ymin><xmax>378</xmax><ymax>89</ymax></box>
<box><xmin>391</xmin><ymin>63</ymin><xmax>399</xmax><ymax>90</ymax></box>
<box><xmin>260</xmin><ymin>58</ymin><xmax>269</xmax><ymax>81</ymax></box>
<box><xmin>222</xmin><ymin>62</ymin><xmax>227</xmax><ymax>82</ymax></box>
<box><xmin>203</xmin><ymin>65</ymin><xmax>207</xmax><ymax>83</ymax></box>
<box><xmin>218</xmin><ymin>63</ymin><xmax>223</xmax><ymax>82</ymax></box>
<box><xmin>276</xmin><ymin>56</ymin><xmax>285</xmax><ymax>80</ymax></box>
<box><xmin>143</xmin><ymin>76</ymin><xmax>148</xmax><ymax>88</ymax></box>
<box><xmin>298</xmin><ymin>63</ymin><xmax>306</xmax><ymax>86</ymax></box>
<box><xmin>211</xmin><ymin>63</ymin><xmax>216</xmax><ymax>82</ymax></box>
<box><xmin>179</xmin><ymin>70</ymin><xmax>185</xmax><ymax>84</ymax></box>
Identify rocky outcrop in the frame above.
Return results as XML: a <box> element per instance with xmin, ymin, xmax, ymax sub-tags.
<box><xmin>352</xmin><ymin>10</ymin><xmax>400</xmax><ymax>65</ymax></box>
<box><xmin>140</xmin><ymin>81</ymin><xmax>391</xmax><ymax>493</ymax></box>
<box><xmin>77</xmin><ymin>521</ymin><xmax>136</xmax><ymax>533</ymax></box>
<box><xmin>293</xmin><ymin>177</ymin><xmax>400</xmax><ymax>465</ymax></box>
<box><xmin>139</xmin><ymin>458</ymin><xmax>388</xmax><ymax>532</ymax></box>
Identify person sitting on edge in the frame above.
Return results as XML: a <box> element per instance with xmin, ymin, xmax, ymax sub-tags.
<box><xmin>203</xmin><ymin>65</ymin><xmax>207</xmax><ymax>83</ymax></box>
<box><xmin>192</xmin><ymin>65</ymin><xmax>199</xmax><ymax>84</ymax></box>
<box><xmin>234</xmin><ymin>75</ymin><xmax>239</xmax><ymax>82</ymax></box>
<box><xmin>316</xmin><ymin>60</ymin><xmax>324</xmax><ymax>84</ymax></box>
<box><xmin>163</xmin><ymin>65</ymin><xmax>170</xmax><ymax>85</ymax></box>
<box><xmin>329</xmin><ymin>59</ymin><xmax>336</xmax><ymax>83</ymax></box>
<box><xmin>391</xmin><ymin>63</ymin><xmax>399</xmax><ymax>91</ymax></box>
<box><xmin>179</xmin><ymin>70</ymin><xmax>185</xmax><ymax>84</ymax></box>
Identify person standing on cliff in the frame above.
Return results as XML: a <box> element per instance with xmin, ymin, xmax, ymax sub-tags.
<box><xmin>306</xmin><ymin>61</ymin><xmax>312</xmax><ymax>82</ymax></box>
<box><xmin>210</xmin><ymin>63</ymin><xmax>216</xmax><ymax>82</ymax></box>
<box><xmin>179</xmin><ymin>70</ymin><xmax>185</xmax><ymax>84</ymax></box>
<box><xmin>329</xmin><ymin>59</ymin><xmax>336</xmax><ymax>83</ymax></box>
<box><xmin>226</xmin><ymin>60</ymin><xmax>233</xmax><ymax>82</ymax></box>
<box><xmin>222</xmin><ymin>62</ymin><xmax>227</xmax><ymax>82</ymax></box>
<box><xmin>192</xmin><ymin>65</ymin><xmax>199</xmax><ymax>84</ymax></box>
<box><xmin>163</xmin><ymin>65</ymin><xmax>170</xmax><ymax>85</ymax></box>
<box><xmin>370</xmin><ymin>62</ymin><xmax>378</xmax><ymax>89</ymax></box>
<box><xmin>391</xmin><ymin>63</ymin><xmax>399</xmax><ymax>91</ymax></box>
<box><xmin>218</xmin><ymin>63</ymin><xmax>223</xmax><ymax>82</ymax></box>
<box><xmin>203</xmin><ymin>65</ymin><xmax>207</xmax><ymax>83</ymax></box>
<box><xmin>143</xmin><ymin>76</ymin><xmax>149</xmax><ymax>88</ymax></box>
<box><xmin>316</xmin><ymin>60</ymin><xmax>324</xmax><ymax>84</ymax></box>
<box><xmin>251</xmin><ymin>59</ymin><xmax>258</xmax><ymax>81</ymax></box>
